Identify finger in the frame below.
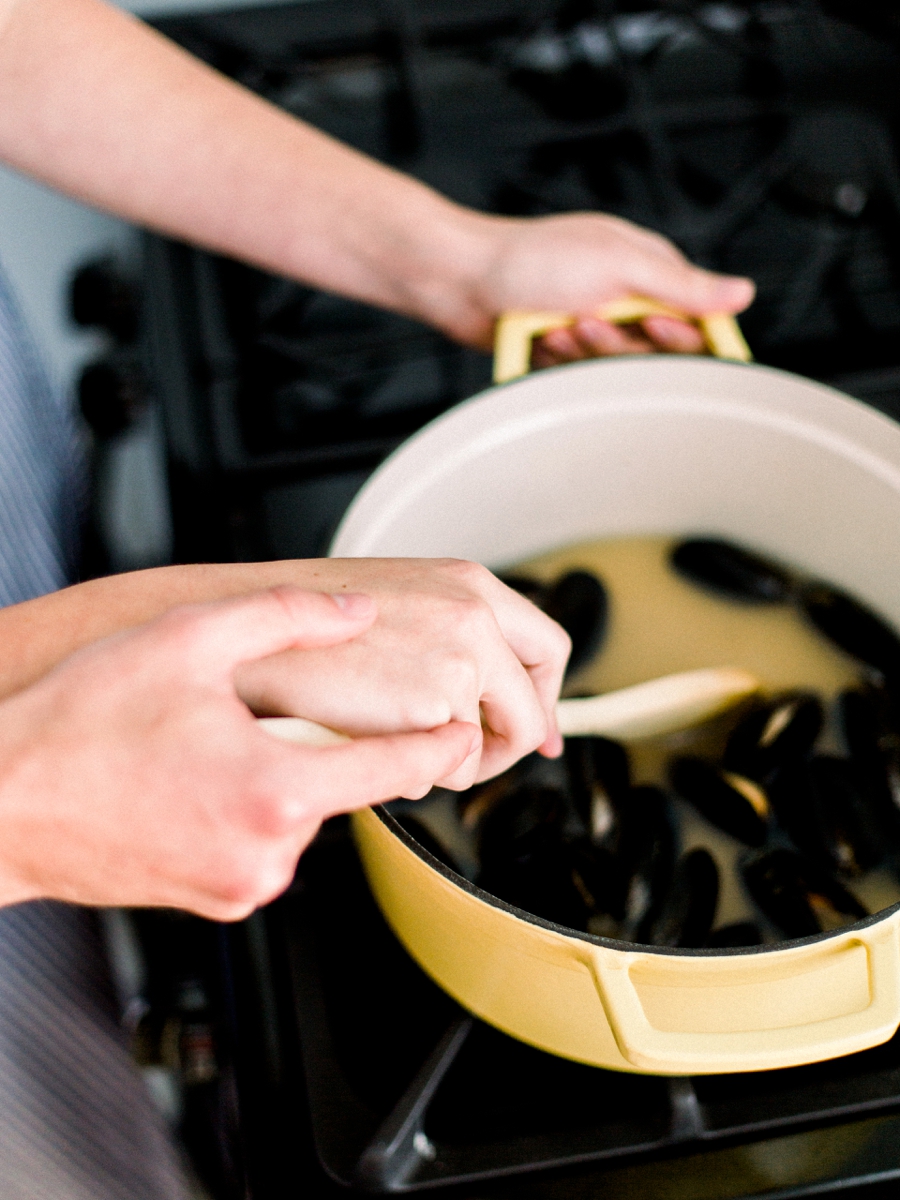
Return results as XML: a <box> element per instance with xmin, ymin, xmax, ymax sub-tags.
<box><xmin>434</xmin><ymin>726</ymin><xmax>484</xmax><ymax>791</ymax></box>
<box><xmin>482</xmin><ymin>575</ymin><xmax>569</xmax><ymax>748</ymax></box>
<box><xmin>641</xmin><ymin>315</ymin><xmax>706</xmax><ymax>354</ymax></box>
<box><xmin>271</xmin><ymin>720</ymin><xmax>482</xmax><ymax>817</ymax></box>
<box><xmin>535</xmin><ymin>327</ymin><xmax>590</xmax><ymax>364</ymax></box>
<box><xmin>477</xmin><ymin>647</ymin><xmax>551</xmax><ymax>780</ymax></box>
<box><xmin>621</xmin><ymin>253</ymin><xmax>755</xmax><ymax>317</ymax></box>
<box><xmin>531</xmin><ymin>343</ymin><xmax>566</xmax><ymax>369</ymax></box>
<box><xmin>572</xmin><ymin>317</ymin><xmax>654</xmax><ymax>356</ymax></box>
<box><xmin>146</xmin><ymin>587</ymin><xmax>377</xmax><ymax>680</ymax></box>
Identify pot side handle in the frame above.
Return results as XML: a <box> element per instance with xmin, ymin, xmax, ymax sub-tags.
<box><xmin>493</xmin><ymin>301</ymin><xmax>751</xmax><ymax>384</ymax></box>
<box><xmin>584</xmin><ymin>918</ymin><xmax>900</xmax><ymax>1075</ymax></box>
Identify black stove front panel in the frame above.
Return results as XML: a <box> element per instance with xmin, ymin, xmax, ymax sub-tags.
<box><xmin>146</xmin><ymin>0</ymin><xmax>900</xmax><ymax>562</ymax></box>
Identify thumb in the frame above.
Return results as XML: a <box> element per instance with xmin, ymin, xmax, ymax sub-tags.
<box><xmin>277</xmin><ymin>721</ymin><xmax>483</xmax><ymax>818</ymax></box>
<box><xmin>627</xmin><ymin>255</ymin><xmax>755</xmax><ymax>317</ymax></box>
<box><xmin>146</xmin><ymin>586</ymin><xmax>376</xmax><ymax>680</ymax></box>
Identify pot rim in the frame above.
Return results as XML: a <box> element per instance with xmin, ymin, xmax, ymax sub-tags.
<box><xmin>376</xmin><ymin>804</ymin><xmax>900</xmax><ymax>959</ymax></box>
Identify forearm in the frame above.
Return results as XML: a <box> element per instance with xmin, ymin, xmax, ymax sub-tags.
<box><xmin>0</xmin><ymin>561</ymin><xmax>349</xmax><ymax>699</ymax></box>
<box><xmin>0</xmin><ymin>0</ymin><xmax>497</xmax><ymax>341</ymax></box>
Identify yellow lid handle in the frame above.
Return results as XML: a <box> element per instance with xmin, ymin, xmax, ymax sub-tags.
<box><xmin>493</xmin><ymin>299</ymin><xmax>752</xmax><ymax>384</ymax></box>
<box><xmin>583</xmin><ymin>917</ymin><xmax>900</xmax><ymax>1075</ymax></box>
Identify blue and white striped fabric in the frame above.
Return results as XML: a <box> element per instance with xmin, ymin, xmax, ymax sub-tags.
<box><xmin>0</xmin><ymin>264</ymin><xmax>192</xmax><ymax>1200</ymax></box>
<box><xmin>0</xmin><ymin>265</ymin><xmax>81</xmax><ymax>606</ymax></box>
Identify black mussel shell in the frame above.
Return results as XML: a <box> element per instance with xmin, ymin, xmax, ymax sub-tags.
<box><xmin>543</xmin><ymin>570</ymin><xmax>609</xmax><ymax>678</ymax></box>
<box><xmin>564</xmin><ymin>736</ymin><xmax>630</xmax><ymax>841</ymax></box>
<box><xmin>476</xmin><ymin>784</ymin><xmax>568</xmax><ymax>867</ymax></box>
<box><xmin>670</xmin><ymin>538</ymin><xmax>793</xmax><ymax>604</ymax></box>
<box><xmin>615</xmin><ymin>786</ymin><xmax>677</xmax><ymax>941</ymax></box>
<box><xmin>838</xmin><ymin>687</ymin><xmax>900</xmax><ymax>846</ymax></box>
<box><xmin>475</xmin><ymin>785</ymin><xmax>591</xmax><ymax>928</ymax></box>
<box><xmin>458</xmin><ymin>750</ymin><xmax>569</xmax><ymax>833</ymax></box>
<box><xmin>497</xmin><ymin>572</ymin><xmax>547</xmax><ymax>606</ymax></box>
<box><xmin>769</xmin><ymin>756</ymin><xmax>882</xmax><ymax>878</ymax></box>
<box><xmin>799</xmin><ymin>582</ymin><xmax>900</xmax><ymax>679</ymax></box>
<box><xmin>645</xmin><ymin>848</ymin><xmax>719</xmax><ymax>949</ymax></box>
<box><xmin>741</xmin><ymin>847</ymin><xmax>868</xmax><ymax>939</ymax></box>
<box><xmin>706</xmin><ymin>921</ymin><xmax>764</xmax><ymax>948</ymax></box>
<box><xmin>670</xmin><ymin>757</ymin><xmax>769</xmax><ymax>847</ymax></box>
<box><xmin>392</xmin><ymin>814</ymin><xmax>462</xmax><ymax>874</ymax></box>
<box><xmin>477</xmin><ymin>843</ymin><xmax>593</xmax><ymax>930</ymax></box>
<box><xmin>723</xmin><ymin>692</ymin><xmax>823</xmax><ymax>782</ymax></box>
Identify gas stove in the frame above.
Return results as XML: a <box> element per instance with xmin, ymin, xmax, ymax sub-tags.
<box><xmin>117</xmin><ymin>2</ymin><xmax>900</xmax><ymax>1197</ymax></box>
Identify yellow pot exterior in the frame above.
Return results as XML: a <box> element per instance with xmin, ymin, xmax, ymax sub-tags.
<box><xmin>353</xmin><ymin>807</ymin><xmax>900</xmax><ymax>1076</ymax></box>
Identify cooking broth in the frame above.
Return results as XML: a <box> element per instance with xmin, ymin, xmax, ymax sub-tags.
<box><xmin>506</xmin><ymin>534</ymin><xmax>893</xmax><ymax>928</ymax></box>
<box><xmin>404</xmin><ymin>535</ymin><xmax>900</xmax><ymax>938</ymax></box>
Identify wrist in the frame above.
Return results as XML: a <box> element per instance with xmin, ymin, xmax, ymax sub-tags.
<box><xmin>0</xmin><ymin>721</ymin><xmax>49</xmax><ymax>908</ymax></box>
<box><xmin>384</xmin><ymin>199</ymin><xmax>503</xmax><ymax>348</ymax></box>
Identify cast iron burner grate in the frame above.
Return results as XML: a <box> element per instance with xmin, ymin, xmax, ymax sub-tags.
<box><xmin>274</xmin><ymin>817</ymin><xmax>900</xmax><ymax>1193</ymax></box>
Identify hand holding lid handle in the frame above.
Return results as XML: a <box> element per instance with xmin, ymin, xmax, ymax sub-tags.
<box><xmin>493</xmin><ymin>298</ymin><xmax>751</xmax><ymax>384</ymax></box>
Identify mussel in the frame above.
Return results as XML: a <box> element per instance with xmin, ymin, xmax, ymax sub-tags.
<box><xmin>670</xmin><ymin>757</ymin><xmax>769</xmax><ymax>846</ymax></box>
<box><xmin>741</xmin><ymin>847</ymin><xmax>868</xmax><ymax>939</ymax></box>
<box><xmin>723</xmin><ymin>692</ymin><xmax>823</xmax><ymax>782</ymax></box>
<box><xmin>543</xmin><ymin>570</ymin><xmax>609</xmax><ymax>678</ymax></box>
<box><xmin>670</xmin><ymin>537</ymin><xmax>793</xmax><ymax>604</ymax></box>
<box><xmin>645</xmin><ymin>848</ymin><xmax>719</xmax><ymax>949</ymax></box>
<box><xmin>614</xmin><ymin>785</ymin><xmax>677</xmax><ymax>942</ymax></box>
<box><xmin>564</xmin><ymin>736</ymin><xmax>630</xmax><ymax>843</ymax></box>
<box><xmin>475</xmin><ymin>784</ymin><xmax>594</xmax><ymax>929</ymax></box>
<box><xmin>838</xmin><ymin>686</ymin><xmax>900</xmax><ymax>846</ymax></box>
<box><xmin>767</xmin><ymin>756</ymin><xmax>882</xmax><ymax>878</ymax></box>
<box><xmin>799</xmin><ymin>582</ymin><xmax>900</xmax><ymax>681</ymax></box>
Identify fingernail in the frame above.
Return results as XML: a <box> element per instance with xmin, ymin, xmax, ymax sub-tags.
<box><xmin>330</xmin><ymin>592</ymin><xmax>375</xmax><ymax>617</ymax></box>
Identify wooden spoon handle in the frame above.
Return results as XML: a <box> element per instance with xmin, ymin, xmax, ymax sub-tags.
<box><xmin>257</xmin><ymin>667</ymin><xmax>758</xmax><ymax>748</ymax></box>
<box><xmin>555</xmin><ymin>667</ymin><xmax>758</xmax><ymax>739</ymax></box>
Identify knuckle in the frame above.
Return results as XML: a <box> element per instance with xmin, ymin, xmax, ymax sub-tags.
<box><xmin>400</xmin><ymin>696</ymin><xmax>454</xmax><ymax>731</ymax></box>
<box><xmin>441</xmin><ymin>558</ymin><xmax>491</xmax><ymax>590</ymax></box>
<box><xmin>207</xmin><ymin>853</ymin><xmax>294</xmax><ymax>914</ymax></box>
<box><xmin>243</xmin><ymin>792</ymin><xmax>299</xmax><ymax>840</ymax></box>
<box><xmin>438</xmin><ymin>646</ymin><xmax>479</xmax><ymax>690</ymax></box>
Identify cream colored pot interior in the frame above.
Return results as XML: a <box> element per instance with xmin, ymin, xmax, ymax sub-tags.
<box><xmin>333</xmin><ymin>356</ymin><xmax>900</xmax><ymax>622</ymax></box>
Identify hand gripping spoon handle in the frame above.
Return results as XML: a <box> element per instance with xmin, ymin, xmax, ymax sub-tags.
<box><xmin>257</xmin><ymin>666</ymin><xmax>758</xmax><ymax>747</ymax></box>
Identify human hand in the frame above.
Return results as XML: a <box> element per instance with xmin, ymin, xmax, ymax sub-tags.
<box><xmin>235</xmin><ymin>559</ymin><xmax>570</xmax><ymax>787</ymax></box>
<box><xmin>0</xmin><ymin>588</ymin><xmax>479</xmax><ymax>918</ymax></box>
<box><xmin>442</xmin><ymin>210</ymin><xmax>754</xmax><ymax>361</ymax></box>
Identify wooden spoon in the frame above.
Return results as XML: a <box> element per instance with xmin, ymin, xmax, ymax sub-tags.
<box><xmin>257</xmin><ymin>666</ymin><xmax>758</xmax><ymax>747</ymax></box>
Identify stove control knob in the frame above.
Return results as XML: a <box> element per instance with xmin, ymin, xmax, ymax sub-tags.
<box><xmin>78</xmin><ymin>356</ymin><xmax>146</xmax><ymax>439</ymax></box>
<box><xmin>71</xmin><ymin>260</ymin><xmax>139</xmax><ymax>344</ymax></box>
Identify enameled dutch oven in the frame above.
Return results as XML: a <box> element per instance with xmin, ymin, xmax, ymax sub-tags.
<box><xmin>329</xmin><ymin>315</ymin><xmax>900</xmax><ymax>1077</ymax></box>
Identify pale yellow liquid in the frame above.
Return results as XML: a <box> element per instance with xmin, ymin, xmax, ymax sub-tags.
<box><xmin>509</xmin><ymin>535</ymin><xmax>900</xmax><ymax>924</ymax></box>
<box><xmin>517</xmin><ymin>534</ymin><xmax>860</xmax><ymax>701</ymax></box>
